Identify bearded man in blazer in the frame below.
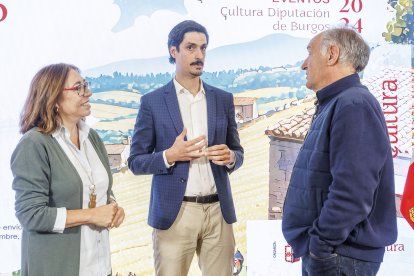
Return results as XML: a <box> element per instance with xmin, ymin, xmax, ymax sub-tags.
<box><xmin>128</xmin><ymin>20</ymin><xmax>244</xmax><ymax>276</ymax></box>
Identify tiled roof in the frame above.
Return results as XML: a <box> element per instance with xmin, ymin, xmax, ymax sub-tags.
<box><xmin>265</xmin><ymin>107</ymin><xmax>314</xmax><ymax>141</ymax></box>
<box><xmin>234</xmin><ymin>97</ymin><xmax>256</xmax><ymax>105</ymax></box>
<box><xmin>266</xmin><ymin>68</ymin><xmax>414</xmax><ymax>147</ymax></box>
<box><xmin>412</xmin><ymin>68</ymin><xmax>414</xmax><ymax>148</ymax></box>
<box><xmin>362</xmin><ymin>68</ymin><xmax>413</xmax><ymax>155</ymax></box>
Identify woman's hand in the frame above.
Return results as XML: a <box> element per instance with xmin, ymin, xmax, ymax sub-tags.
<box><xmin>89</xmin><ymin>202</ymin><xmax>118</xmax><ymax>228</ymax></box>
<box><xmin>65</xmin><ymin>202</ymin><xmax>124</xmax><ymax>229</ymax></box>
<box><xmin>111</xmin><ymin>205</ymin><xmax>125</xmax><ymax>228</ymax></box>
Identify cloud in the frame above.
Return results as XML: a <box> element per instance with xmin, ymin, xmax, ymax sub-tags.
<box><xmin>112</xmin><ymin>0</ymin><xmax>187</xmax><ymax>32</ymax></box>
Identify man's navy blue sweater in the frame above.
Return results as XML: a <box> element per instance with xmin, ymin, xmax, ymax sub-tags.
<box><xmin>282</xmin><ymin>73</ymin><xmax>398</xmax><ymax>262</ymax></box>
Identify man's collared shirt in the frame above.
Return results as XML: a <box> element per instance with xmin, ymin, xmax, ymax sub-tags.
<box><xmin>166</xmin><ymin>78</ymin><xmax>217</xmax><ymax>196</ymax></box>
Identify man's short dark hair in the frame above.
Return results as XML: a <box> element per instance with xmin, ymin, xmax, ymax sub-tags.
<box><xmin>168</xmin><ymin>20</ymin><xmax>209</xmax><ymax>64</ymax></box>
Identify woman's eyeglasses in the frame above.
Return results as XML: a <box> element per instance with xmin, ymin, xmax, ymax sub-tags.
<box><xmin>63</xmin><ymin>81</ymin><xmax>90</xmax><ymax>96</ymax></box>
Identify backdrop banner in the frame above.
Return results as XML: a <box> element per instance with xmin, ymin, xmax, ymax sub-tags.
<box><xmin>0</xmin><ymin>0</ymin><xmax>412</xmax><ymax>275</ymax></box>
<box><xmin>247</xmin><ymin>219</ymin><xmax>414</xmax><ymax>276</ymax></box>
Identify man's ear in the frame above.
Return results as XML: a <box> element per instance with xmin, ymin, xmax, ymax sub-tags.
<box><xmin>170</xmin><ymin>46</ymin><xmax>177</xmax><ymax>59</ymax></box>
<box><xmin>327</xmin><ymin>45</ymin><xmax>340</xmax><ymax>66</ymax></box>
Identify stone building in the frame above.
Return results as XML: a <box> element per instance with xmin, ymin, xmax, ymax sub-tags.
<box><xmin>265</xmin><ymin>107</ymin><xmax>314</xmax><ymax>219</ymax></box>
<box><xmin>234</xmin><ymin>97</ymin><xmax>258</xmax><ymax>123</ymax></box>
<box><xmin>265</xmin><ymin>67</ymin><xmax>413</xmax><ymax>220</ymax></box>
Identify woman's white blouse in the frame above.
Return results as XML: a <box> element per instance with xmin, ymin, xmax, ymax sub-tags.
<box><xmin>52</xmin><ymin>121</ymin><xmax>111</xmax><ymax>276</ymax></box>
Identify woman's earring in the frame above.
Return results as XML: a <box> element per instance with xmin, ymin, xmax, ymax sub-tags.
<box><xmin>55</xmin><ymin>105</ymin><xmax>59</xmax><ymax>113</ymax></box>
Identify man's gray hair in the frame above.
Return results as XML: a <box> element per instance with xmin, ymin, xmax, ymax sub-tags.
<box><xmin>320</xmin><ymin>26</ymin><xmax>370</xmax><ymax>72</ymax></box>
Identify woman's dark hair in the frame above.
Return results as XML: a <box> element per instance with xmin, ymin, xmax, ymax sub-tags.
<box><xmin>20</xmin><ymin>63</ymin><xmax>79</xmax><ymax>134</ymax></box>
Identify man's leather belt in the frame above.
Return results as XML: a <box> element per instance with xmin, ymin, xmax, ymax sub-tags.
<box><xmin>183</xmin><ymin>194</ymin><xmax>219</xmax><ymax>204</ymax></box>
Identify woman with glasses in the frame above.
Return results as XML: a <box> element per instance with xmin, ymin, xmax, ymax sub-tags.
<box><xmin>10</xmin><ymin>63</ymin><xmax>125</xmax><ymax>276</ymax></box>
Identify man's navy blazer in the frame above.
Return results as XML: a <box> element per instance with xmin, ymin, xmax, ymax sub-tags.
<box><xmin>128</xmin><ymin>80</ymin><xmax>244</xmax><ymax>230</ymax></box>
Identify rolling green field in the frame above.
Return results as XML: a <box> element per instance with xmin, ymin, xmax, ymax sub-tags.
<box><xmin>92</xmin><ymin>90</ymin><xmax>141</xmax><ymax>102</ymax></box>
<box><xmin>234</xmin><ymin>86</ymin><xmax>297</xmax><ymax>98</ymax></box>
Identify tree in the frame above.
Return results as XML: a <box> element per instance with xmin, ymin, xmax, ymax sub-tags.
<box><xmin>382</xmin><ymin>0</ymin><xmax>414</xmax><ymax>44</ymax></box>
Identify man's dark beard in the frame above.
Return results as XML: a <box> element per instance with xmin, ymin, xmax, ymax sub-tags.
<box><xmin>190</xmin><ymin>60</ymin><xmax>204</xmax><ymax>77</ymax></box>
<box><xmin>191</xmin><ymin>71</ymin><xmax>203</xmax><ymax>77</ymax></box>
